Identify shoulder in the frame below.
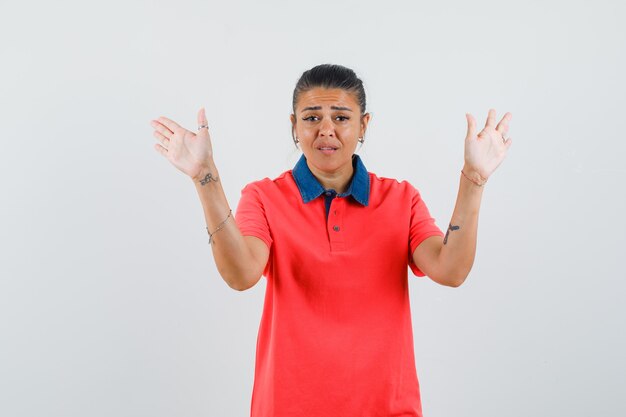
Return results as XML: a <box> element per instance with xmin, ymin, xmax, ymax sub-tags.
<box><xmin>241</xmin><ymin>169</ymin><xmax>297</xmax><ymax>195</ymax></box>
<box><xmin>238</xmin><ymin>170</ymin><xmax>302</xmax><ymax>213</ymax></box>
<box><xmin>369</xmin><ymin>172</ymin><xmax>420</xmax><ymax>198</ymax></box>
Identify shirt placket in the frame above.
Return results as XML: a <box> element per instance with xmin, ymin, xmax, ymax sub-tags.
<box><xmin>327</xmin><ymin>197</ymin><xmax>346</xmax><ymax>252</ymax></box>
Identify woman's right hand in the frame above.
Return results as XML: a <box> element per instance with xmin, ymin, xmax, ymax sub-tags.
<box><xmin>150</xmin><ymin>108</ymin><xmax>213</xmax><ymax>180</ymax></box>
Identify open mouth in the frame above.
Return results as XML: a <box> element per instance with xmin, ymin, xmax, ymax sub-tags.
<box><xmin>318</xmin><ymin>146</ymin><xmax>338</xmax><ymax>154</ymax></box>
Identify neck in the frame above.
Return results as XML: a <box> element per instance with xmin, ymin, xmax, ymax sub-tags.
<box><xmin>307</xmin><ymin>160</ymin><xmax>354</xmax><ymax>194</ymax></box>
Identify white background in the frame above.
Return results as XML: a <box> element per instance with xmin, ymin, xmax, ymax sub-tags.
<box><xmin>1</xmin><ymin>0</ymin><xmax>624</xmax><ymax>416</ymax></box>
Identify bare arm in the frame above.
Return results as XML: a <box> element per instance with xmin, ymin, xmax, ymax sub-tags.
<box><xmin>412</xmin><ymin>109</ymin><xmax>513</xmax><ymax>287</ymax></box>
<box><xmin>191</xmin><ymin>161</ymin><xmax>269</xmax><ymax>291</ymax></box>
<box><xmin>412</xmin><ymin>171</ymin><xmax>483</xmax><ymax>287</ymax></box>
<box><xmin>151</xmin><ymin>108</ymin><xmax>269</xmax><ymax>291</ymax></box>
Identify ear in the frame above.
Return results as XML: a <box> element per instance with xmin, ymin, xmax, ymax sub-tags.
<box><xmin>290</xmin><ymin>113</ymin><xmax>297</xmax><ymax>137</ymax></box>
<box><xmin>360</xmin><ymin>112</ymin><xmax>372</xmax><ymax>137</ymax></box>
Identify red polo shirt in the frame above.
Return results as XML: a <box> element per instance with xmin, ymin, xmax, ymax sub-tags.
<box><xmin>235</xmin><ymin>154</ymin><xmax>444</xmax><ymax>417</ymax></box>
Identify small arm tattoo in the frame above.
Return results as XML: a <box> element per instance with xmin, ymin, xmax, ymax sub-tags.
<box><xmin>199</xmin><ymin>173</ymin><xmax>219</xmax><ymax>185</ymax></box>
<box><xmin>443</xmin><ymin>223</ymin><xmax>460</xmax><ymax>244</ymax></box>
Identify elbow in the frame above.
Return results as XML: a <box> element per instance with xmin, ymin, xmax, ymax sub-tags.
<box><xmin>449</xmin><ymin>271</ymin><xmax>470</xmax><ymax>287</ymax></box>
<box><xmin>448</xmin><ymin>276</ymin><xmax>466</xmax><ymax>288</ymax></box>
<box><xmin>228</xmin><ymin>282</ymin><xmax>249</xmax><ymax>292</ymax></box>
<box><xmin>216</xmin><ymin>264</ymin><xmax>260</xmax><ymax>292</ymax></box>
<box><xmin>227</xmin><ymin>273</ymin><xmax>261</xmax><ymax>292</ymax></box>
<box><xmin>227</xmin><ymin>278</ymin><xmax>250</xmax><ymax>291</ymax></box>
<box><xmin>229</xmin><ymin>281</ymin><xmax>248</xmax><ymax>291</ymax></box>
<box><xmin>433</xmin><ymin>270</ymin><xmax>468</xmax><ymax>288</ymax></box>
<box><xmin>443</xmin><ymin>264</ymin><xmax>472</xmax><ymax>288</ymax></box>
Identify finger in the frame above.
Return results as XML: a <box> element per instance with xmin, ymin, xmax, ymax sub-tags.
<box><xmin>465</xmin><ymin>113</ymin><xmax>476</xmax><ymax>139</ymax></box>
<box><xmin>151</xmin><ymin>120</ymin><xmax>174</xmax><ymax>138</ymax></box>
<box><xmin>496</xmin><ymin>112</ymin><xmax>512</xmax><ymax>135</ymax></box>
<box><xmin>157</xmin><ymin>116</ymin><xmax>184</xmax><ymax>134</ymax></box>
<box><xmin>197</xmin><ymin>107</ymin><xmax>209</xmax><ymax>131</ymax></box>
<box><xmin>153</xmin><ymin>130</ymin><xmax>169</xmax><ymax>142</ymax></box>
<box><xmin>154</xmin><ymin>132</ymin><xmax>171</xmax><ymax>149</ymax></box>
<box><xmin>154</xmin><ymin>143</ymin><xmax>168</xmax><ymax>156</ymax></box>
<box><xmin>484</xmin><ymin>108</ymin><xmax>496</xmax><ymax>129</ymax></box>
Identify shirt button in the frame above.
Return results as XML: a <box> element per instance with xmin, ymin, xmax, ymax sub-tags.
<box><xmin>325</xmin><ymin>191</ymin><xmax>332</xmax><ymax>196</ymax></box>
<box><xmin>333</xmin><ymin>225</ymin><xmax>340</xmax><ymax>232</ymax></box>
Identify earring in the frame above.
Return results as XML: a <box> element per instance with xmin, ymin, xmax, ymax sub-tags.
<box><xmin>358</xmin><ymin>137</ymin><xmax>364</xmax><ymax>144</ymax></box>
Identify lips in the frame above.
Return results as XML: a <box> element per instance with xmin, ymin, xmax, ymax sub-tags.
<box><xmin>317</xmin><ymin>145</ymin><xmax>338</xmax><ymax>155</ymax></box>
<box><xmin>317</xmin><ymin>143</ymin><xmax>339</xmax><ymax>150</ymax></box>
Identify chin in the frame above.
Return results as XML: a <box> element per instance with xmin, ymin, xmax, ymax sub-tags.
<box><xmin>309</xmin><ymin>152</ymin><xmax>351</xmax><ymax>173</ymax></box>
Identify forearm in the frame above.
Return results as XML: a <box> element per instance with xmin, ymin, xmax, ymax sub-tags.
<box><xmin>437</xmin><ymin>166</ymin><xmax>485</xmax><ymax>286</ymax></box>
<box><xmin>192</xmin><ymin>160</ymin><xmax>259</xmax><ymax>290</ymax></box>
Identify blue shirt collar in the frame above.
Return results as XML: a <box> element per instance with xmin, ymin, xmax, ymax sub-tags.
<box><xmin>292</xmin><ymin>153</ymin><xmax>370</xmax><ymax>206</ymax></box>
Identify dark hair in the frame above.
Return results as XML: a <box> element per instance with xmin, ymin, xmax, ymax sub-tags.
<box><xmin>292</xmin><ymin>64</ymin><xmax>367</xmax><ymax>115</ymax></box>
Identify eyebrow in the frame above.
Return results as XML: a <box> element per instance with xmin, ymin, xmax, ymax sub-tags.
<box><xmin>301</xmin><ymin>105</ymin><xmax>353</xmax><ymax>112</ymax></box>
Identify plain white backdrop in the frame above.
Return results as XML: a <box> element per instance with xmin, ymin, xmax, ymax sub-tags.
<box><xmin>1</xmin><ymin>0</ymin><xmax>624</xmax><ymax>416</ymax></box>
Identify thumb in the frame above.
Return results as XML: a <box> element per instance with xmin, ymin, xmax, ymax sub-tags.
<box><xmin>465</xmin><ymin>113</ymin><xmax>476</xmax><ymax>140</ymax></box>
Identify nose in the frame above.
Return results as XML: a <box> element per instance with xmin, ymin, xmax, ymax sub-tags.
<box><xmin>318</xmin><ymin>117</ymin><xmax>335</xmax><ymax>137</ymax></box>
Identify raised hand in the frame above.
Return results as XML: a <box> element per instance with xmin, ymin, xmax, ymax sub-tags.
<box><xmin>463</xmin><ymin>109</ymin><xmax>513</xmax><ymax>183</ymax></box>
<box><xmin>150</xmin><ymin>108</ymin><xmax>213</xmax><ymax>180</ymax></box>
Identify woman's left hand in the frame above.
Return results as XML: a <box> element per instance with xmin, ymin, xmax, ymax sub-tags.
<box><xmin>463</xmin><ymin>109</ymin><xmax>512</xmax><ymax>182</ymax></box>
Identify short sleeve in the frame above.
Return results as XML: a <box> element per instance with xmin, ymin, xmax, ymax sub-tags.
<box><xmin>407</xmin><ymin>185</ymin><xmax>445</xmax><ymax>277</ymax></box>
<box><xmin>235</xmin><ymin>183</ymin><xmax>273</xmax><ymax>250</ymax></box>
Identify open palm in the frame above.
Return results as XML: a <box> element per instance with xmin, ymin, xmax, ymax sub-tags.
<box><xmin>464</xmin><ymin>109</ymin><xmax>513</xmax><ymax>180</ymax></box>
<box><xmin>150</xmin><ymin>108</ymin><xmax>213</xmax><ymax>179</ymax></box>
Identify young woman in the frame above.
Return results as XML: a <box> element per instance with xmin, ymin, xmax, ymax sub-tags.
<box><xmin>150</xmin><ymin>64</ymin><xmax>512</xmax><ymax>417</ymax></box>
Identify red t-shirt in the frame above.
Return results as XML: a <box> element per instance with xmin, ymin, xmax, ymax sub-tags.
<box><xmin>235</xmin><ymin>158</ymin><xmax>444</xmax><ymax>417</ymax></box>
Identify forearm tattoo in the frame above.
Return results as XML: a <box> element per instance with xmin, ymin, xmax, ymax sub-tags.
<box><xmin>199</xmin><ymin>173</ymin><xmax>219</xmax><ymax>186</ymax></box>
<box><xmin>443</xmin><ymin>223</ymin><xmax>460</xmax><ymax>244</ymax></box>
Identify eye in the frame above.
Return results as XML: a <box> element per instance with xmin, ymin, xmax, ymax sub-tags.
<box><xmin>302</xmin><ymin>115</ymin><xmax>319</xmax><ymax>122</ymax></box>
<box><xmin>335</xmin><ymin>115</ymin><xmax>350</xmax><ymax>122</ymax></box>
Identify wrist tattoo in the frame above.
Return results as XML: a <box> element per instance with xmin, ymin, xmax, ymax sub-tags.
<box><xmin>443</xmin><ymin>223</ymin><xmax>460</xmax><ymax>244</ymax></box>
<box><xmin>199</xmin><ymin>172</ymin><xmax>219</xmax><ymax>186</ymax></box>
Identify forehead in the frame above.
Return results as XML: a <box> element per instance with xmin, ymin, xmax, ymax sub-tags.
<box><xmin>296</xmin><ymin>88</ymin><xmax>358</xmax><ymax>112</ymax></box>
